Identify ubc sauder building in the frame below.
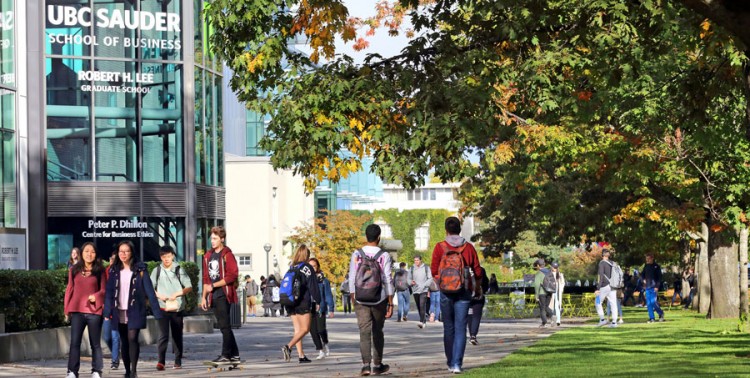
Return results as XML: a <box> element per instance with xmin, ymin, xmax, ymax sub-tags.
<box><xmin>0</xmin><ymin>0</ymin><xmax>226</xmax><ymax>269</ymax></box>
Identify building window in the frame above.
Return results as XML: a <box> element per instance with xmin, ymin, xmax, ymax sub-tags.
<box><xmin>375</xmin><ymin>218</ymin><xmax>393</xmax><ymax>239</ymax></box>
<box><xmin>239</xmin><ymin>255</ymin><xmax>252</xmax><ymax>267</ymax></box>
<box><xmin>414</xmin><ymin>223</ymin><xmax>429</xmax><ymax>251</ymax></box>
<box><xmin>430</xmin><ymin>188</ymin><xmax>436</xmax><ymax>200</ymax></box>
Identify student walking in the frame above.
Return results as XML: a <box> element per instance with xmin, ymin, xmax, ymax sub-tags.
<box><xmin>308</xmin><ymin>257</ymin><xmax>335</xmax><ymax>360</ymax></box>
<box><xmin>104</xmin><ymin>240</ymin><xmax>163</xmax><ymax>378</ymax></box>
<box><xmin>533</xmin><ymin>259</ymin><xmax>554</xmax><ymax>328</ymax></box>
<box><xmin>200</xmin><ymin>226</ymin><xmax>241</xmax><ymax>364</ymax></box>
<box><xmin>429</xmin><ymin>286</ymin><xmax>441</xmax><ymax>322</ymax></box>
<box><xmin>340</xmin><ymin>276</ymin><xmax>352</xmax><ymax>314</ymax></box>
<box><xmin>549</xmin><ymin>262</ymin><xmax>566</xmax><ymax>326</ymax></box>
<box><xmin>431</xmin><ymin>217</ymin><xmax>482</xmax><ymax>374</ymax></box>
<box><xmin>64</xmin><ymin>242</ymin><xmax>106</xmax><ymax>378</ymax></box>
<box><xmin>642</xmin><ymin>253</ymin><xmax>665</xmax><ymax>323</ymax></box>
<box><xmin>467</xmin><ymin>266</ymin><xmax>489</xmax><ymax>345</ymax></box>
<box><xmin>151</xmin><ymin>245</ymin><xmax>193</xmax><ymax>370</ymax></box>
<box><xmin>102</xmin><ymin>253</ymin><xmax>121</xmax><ymax>370</ymax></box>
<box><xmin>348</xmin><ymin>224</ymin><xmax>394</xmax><ymax>376</ymax></box>
<box><xmin>245</xmin><ymin>275</ymin><xmax>259</xmax><ymax>317</ymax></box>
<box><xmin>393</xmin><ymin>262</ymin><xmax>410</xmax><ymax>322</ymax></box>
<box><xmin>409</xmin><ymin>255</ymin><xmax>432</xmax><ymax>328</ymax></box>
<box><xmin>281</xmin><ymin>245</ymin><xmax>320</xmax><ymax>364</ymax></box>
<box><xmin>595</xmin><ymin>249</ymin><xmax>619</xmax><ymax>327</ymax></box>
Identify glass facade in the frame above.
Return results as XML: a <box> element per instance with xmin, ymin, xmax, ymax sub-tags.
<box><xmin>0</xmin><ymin>0</ymin><xmax>15</xmax><ymax>227</ymax></box>
<box><xmin>194</xmin><ymin>1</ymin><xmax>222</xmax><ymax>186</ymax></box>
<box><xmin>246</xmin><ymin>110</ymin><xmax>268</xmax><ymax>156</ymax></box>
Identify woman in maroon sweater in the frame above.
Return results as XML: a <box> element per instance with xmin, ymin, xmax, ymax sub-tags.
<box><xmin>64</xmin><ymin>242</ymin><xmax>105</xmax><ymax>378</ymax></box>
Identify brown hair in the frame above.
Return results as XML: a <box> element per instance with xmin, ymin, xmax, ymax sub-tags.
<box><xmin>308</xmin><ymin>257</ymin><xmax>321</xmax><ymax>273</ymax></box>
<box><xmin>292</xmin><ymin>244</ymin><xmax>310</xmax><ymax>265</ymax></box>
<box><xmin>210</xmin><ymin>226</ymin><xmax>226</xmax><ymax>240</ymax></box>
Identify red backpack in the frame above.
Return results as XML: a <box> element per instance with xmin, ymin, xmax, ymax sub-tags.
<box><xmin>437</xmin><ymin>242</ymin><xmax>467</xmax><ymax>293</ymax></box>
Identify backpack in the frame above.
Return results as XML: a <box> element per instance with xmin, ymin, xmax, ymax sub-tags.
<box><xmin>542</xmin><ymin>270</ymin><xmax>557</xmax><ymax>294</ymax></box>
<box><xmin>272</xmin><ymin>286</ymin><xmax>281</xmax><ymax>303</ymax></box>
<box><xmin>154</xmin><ymin>265</ymin><xmax>185</xmax><ymax>292</ymax></box>
<box><xmin>394</xmin><ymin>269</ymin><xmax>409</xmax><ymax>292</ymax></box>
<box><xmin>437</xmin><ymin>242</ymin><xmax>467</xmax><ymax>294</ymax></box>
<box><xmin>606</xmin><ymin>261</ymin><xmax>625</xmax><ymax>289</ymax></box>
<box><xmin>354</xmin><ymin>248</ymin><xmax>386</xmax><ymax>302</ymax></box>
<box><xmin>279</xmin><ymin>263</ymin><xmax>304</xmax><ymax>306</ymax></box>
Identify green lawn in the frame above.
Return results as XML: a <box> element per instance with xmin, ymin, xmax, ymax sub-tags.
<box><xmin>467</xmin><ymin>308</ymin><xmax>750</xmax><ymax>377</ymax></box>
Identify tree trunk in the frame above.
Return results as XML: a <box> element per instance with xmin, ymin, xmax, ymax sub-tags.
<box><xmin>698</xmin><ymin>222</ymin><xmax>710</xmax><ymax>313</ymax></box>
<box><xmin>708</xmin><ymin>223</ymin><xmax>739</xmax><ymax>318</ymax></box>
<box><xmin>681</xmin><ymin>239</ymin><xmax>691</xmax><ymax>299</ymax></box>
<box><xmin>741</xmin><ymin>226</ymin><xmax>748</xmax><ymax>318</ymax></box>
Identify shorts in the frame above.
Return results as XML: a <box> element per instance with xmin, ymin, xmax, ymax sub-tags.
<box><xmin>247</xmin><ymin>296</ymin><xmax>257</xmax><ymax>305</ymax></box>
<box><xmin>285</xmin><ymin>302</ymin><xmax>312</xmax><ymax>315</ymax></box>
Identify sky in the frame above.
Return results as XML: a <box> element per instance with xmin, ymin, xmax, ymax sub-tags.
<box><xmin>334</xmin><ymin>1</ymin><xmax>413</xmax><ymax>63</ymax></box>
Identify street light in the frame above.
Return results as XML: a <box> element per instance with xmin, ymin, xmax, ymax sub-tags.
<box><xmin>263</xmin><ymin>243</ymin><xmax>272</xmax><ymax>277</ymax></box>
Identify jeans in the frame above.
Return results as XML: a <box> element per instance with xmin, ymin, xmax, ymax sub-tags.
<box><xmin>354</xmin><ymin>301</ymin><xmax>388</xmax><ymax>365</ymax></box>
<box><xmin>397</xmin><ymin>291</ymin><xmax>410</xmax><ymax>319</ymax></box>
<box><xmin>102</xmin><ymin>318</ymin><xmax>120</xmax><ymax>365</ymax></box>
<box><xmin>645</xmin><ymin>288</ymin><xmax>664</xmax><ymax>320</ymax></box>
<box><xmin>440</xmin><ymin>291</ymin><xmax>471</xmax><ymax>369</ymax></box>
<box><xmin>595</xmin><ymin>285</ymin><xmax>619</xmax><ymax>323</ymax></box>
<box><xmin>430</xmin><ymin>291</ymin><xmax>441</xmax><ymax>319</ymax></box>
<box><xmin>537</xmin><ymin>294</ymin><xmax>552</xmax><ymax>325</ymax></box>
<box><xmin>309</xmin><ymin>311</ymin><xmax>329</xmax><ymax>351</ymax></box>
<box><xmin>467</xmin><ymin>299</ymin><xmax>484</xmax><ymax>337</ymax></box>
<box><xmin>213</xmin><ymin>296</ymin><xmax>240</xmax><ymax>358</ymax></box>
<box><xmin>342</xmin><ymin>293</ymin><xmax>352</xmax><ymax>314</ymax></box>
<box><xmin>158</xmin><ymin>311</ymin><xmax>184</xmax><ymax>364</ymax></box>
<box><xmin>683</xmin><ymin>289</ymin><xmax>695</xmax><ymax>308</ymax></box>
<box><xmin>413</xmin><ymin>292</ymin><xmax>428</xmax><ymax>323</ymax></box>
<box><xmin>671</xmin><ymin>289</ymin><xmax>683</xmax><ymax>305</ymax></box>
<box><xmin>68</xmin><ymin>313</ymin><xmax>103</xmax><ymax>375</ymax></box>
<box><xmin>607</xmin><ymin>298</ymin><xmax>623</xmax><ymax>318</ymax></box>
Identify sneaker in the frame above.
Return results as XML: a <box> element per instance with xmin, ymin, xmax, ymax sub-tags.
<box><xmin>453</xmin><ymin>366</ymin><xmax>463</xmax><ymax>374</ymax></box>
<box><xmin>361</xmin><ymin>364</ymin><xmax>372</xmax><ymax>376</ymax></box>
<box><xmin>659</xmin><ymin>317</ymin><xmax>665</xmax><ymax>322</ymax></box>
<box><xmin>618</xmin><ymin>319</ymin><xmax>624</xmax><ymax>324</ymax></box>
<box><xmin>91</xmin><ymin>373</ymin><xmax>101</xmax><ymax>378</ymax></box>
<box><xmin>316</xmin><ymin>350</ymin><xmax>326</xmax><ymax>360</ymax></box>
<box><xmin>422</xmin><ymin>322</ymin><xmax>427</xmax><ymax>328</ymax></box>
<box><xmin>282</xmin><ymin>345</ymin><xmax>292</xmax><ymax>362</ymax></box>
<box><xmin>156</xmin><ymin>362</ymin><xmax>165</xmax><ymax>371</ymax></box>
<box><xmin>66</xmin><ymin>372</ymin><xmax>76</xmax><ymax>378</ymax></box>
<box><xmin>299</xmin><ymin>356</ymin><xmax>312</xmax><ymax>363</ymax></box>
<box><xmin>110</xmin><ymin>362</ymin><xmax>119</xmax><ymax>370</ymax></box>
<box><xmin>402</xmin><ymin>316</ymin><xmax>407</xmax><ymax>322</ymax></box>
<box><xmin>469</xmin><ymin>336</ymin><xmax>478</xmax><ymax>345</ymax></box>
<box><xmin>251</xmin><ymin>314</ymin><xmax>256</xmax><ymax>317</ymax></box>
<box><xmin>597</xmin><ymin>319</ymin><xmax>608</xmax><ymax>327</ymax></box>
<box><xmin>372</xmin><ymin>364</ymin><xmax>390</xmax><ymax>375</ymax></box>
<box><xmin>418</xmin><ymin>322</ymin><xmax>424</xmax><ymax>329</ymax></box>
<box><xmin>212</xmin><ymin>355</ymin><xmax>230</xmax><ymax>363</ymax></box>
<box><xmin>556</xmin><ymin>322</ymin><xmax>561</xmax><ymax>327</ymax></box>
<box><xmin>323</xmin><ymin>344</ymin><xmax>330</xmax><ymax>357</ymax></box>
<box><xmin>539</xmin><ymin>323</ymin><xmax>549</xmax><ymax>328</ymax></box>
<box><xmin>609</xmin><ymin>322</ymin><xmax>618</xmax><ymax>328</ymax></box>
<box><xmin>230</xmin><ymin>356</ymin><xmax>241</xmax><ymax>363</ymax></box>
<box><xmin>647</xmin><ymin>319</ymin><xmax>655</xmax><ymax>323</ymax></box>
<box><xmin>397</xmin><ymin>318</ymin><xmax>402</xmax><ymax>322</ymax></box>
<box><xmin>173</xmin><ymin>362</ymin><xmax>182</xmax><ymax>370</ymax></box>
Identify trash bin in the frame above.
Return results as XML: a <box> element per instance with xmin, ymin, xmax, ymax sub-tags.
<box><xmin>230</xmin><ymin>302</ymin><xmax>242</xmax><ymax>329</ymax></box>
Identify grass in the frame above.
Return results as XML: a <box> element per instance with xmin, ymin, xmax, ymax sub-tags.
<box><xmin>466</xmin><ymin>307</ymin><xmax>750</xmax><ymax>377</ymax></box>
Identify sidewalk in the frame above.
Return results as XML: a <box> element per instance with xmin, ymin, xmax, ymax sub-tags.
<box><xmin>0</xmin><ymin>313</ymin><xmax>584</xmax><ymax>377</ymax></box>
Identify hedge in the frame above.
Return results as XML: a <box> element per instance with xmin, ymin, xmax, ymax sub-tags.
<box><xmin>0</xmin><ymin>262</ymin><xmax>199</xmax><ymax>333</ymax></box>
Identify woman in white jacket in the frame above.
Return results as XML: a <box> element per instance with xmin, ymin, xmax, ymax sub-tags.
<box><xmin>550</xmin><ymin>262</ymin><xmax>566</xmax><ymax>326</ymax></box>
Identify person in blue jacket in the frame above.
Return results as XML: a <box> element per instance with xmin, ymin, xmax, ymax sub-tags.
<box><xmin>308</xmin><ymin>257</ymin><xmax>335</xmax><ymax>360</ymax></box>
<box><xmin>104</xmin><ymin>240</ymin><xmax>163</xmax><ymax>378</ymax></box>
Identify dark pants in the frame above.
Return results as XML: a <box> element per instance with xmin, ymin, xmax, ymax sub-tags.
<box><xmin>538</xmin><ymin>294</ymin><xmax>552</xmax><ymax>325</ymax></box>
<box><xmin>342</xmin><ymin>293</ymin><xmax>352</xmax><ymax>313</ymax></box>
<box><xmin>441</xmin><ymin>291</ymin><xmax>471</xmax><ymax>370</ymax></box>
<box><xmin>414</xmin><ymin>292</ymin><xmax>429</xmax><ymax>323</ymax></box>
<box><xmin>213</xmin><ymin>296</ymin><xmax>240</xmax><ymax>358</ymax></box>
<box><xmin>467</xmin><ymin>300</ymin><xmax>484</xmax><ymax>337</ymax></box>
<box><xmin>622</xmin><ymin>289</ymin><xmax>635</xmax><ymax>306</ymax></box>
<box><xmin>310</xmin><ymin>311</ymin><xmax>329</xmax><ymax>350</ymax></box>
<box><xmin>157</xmin><ymin>311</ymin><xmax>184</xmax><ymax>365</ymax></box>
<box><xmin>68</xmin><ymin>313</ymin><xmax>103</xmax><ymax>375</ymax></box>
<box><xmin>118</xmin><ymin>323</ymin><xmax>141</xmax><ymax>375</ymax></box>
<box><xmin>354</xmin><ymin>301</ymin><xmax>388</xmax><ymax>365</ymax></box>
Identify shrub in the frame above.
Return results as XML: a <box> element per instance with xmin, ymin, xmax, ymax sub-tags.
<box><xmin>0</xmin><ymin>269</ymin><xmax>68</xmax><ymax>332</ymax></box>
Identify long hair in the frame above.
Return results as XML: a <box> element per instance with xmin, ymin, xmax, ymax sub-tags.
<box><xmin>68</xmin><ymin>247</ymin><xmax>80</xmax><ymax>266</ymax></box>
<box><xmin>308</xmin><ymin>257</ymin><xmax>321</xmax><ymax>273</ymax></box>
<box><xmin>112</xmin><ymin>240</ymin><xmax>138</xmax><ymax>271</ymax></box>
<box><xmin>291</xmin><ymin>244</ymin><xmax>310</xmax><ymax>265</ymax></box>
<box><xmin>71</xmin><ymin>242</ymin><xmax>104</xmax><ymax>281</ymax></box>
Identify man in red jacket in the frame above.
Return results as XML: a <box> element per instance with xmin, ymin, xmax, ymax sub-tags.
<box><xmin>430</xmin><ymin>217</ymin><xmax>481</xmax><ymax>374</ymax></box>
<box><xmin>201</xmin><ymin>226</ymin><xmax>240</xmax><ymax>363</ymax></box>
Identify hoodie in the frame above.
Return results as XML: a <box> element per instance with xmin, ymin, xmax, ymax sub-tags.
<box><xmin>430</xmin><ymin>235</ymin><xmax>482</xmax><ymax>287</ymax></box>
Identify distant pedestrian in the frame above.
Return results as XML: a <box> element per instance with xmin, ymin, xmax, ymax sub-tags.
<box><xmin>641</xmin><ymin>253</ymin><xmax>665</xmax><ymax>323</ymax></box>
<box><xmin>533</xmin><ymin>259</ymin><xmax>554</xmax><ymax>328</ymax></box>
<box><xmin>102</xmin><ymin>252</ymin><xmax>121</xmax><ymax>370</ymax></box>
<box><xmin>409</xmin><ymin>255</ymin><xmax>433</xmax><ymax>328</ymax></box>
<box><xmin>622</xmin><ymin>268</ymin><xmax>636</xmax><ymax>306</ymax></box>
<box><xmin>595</xmin><ymin>249</ymin><xmax>620</xmax><ymax>327</ymax></box>
<box><xmin>200</xmin><ymin>226</ymin><xmax>241</xmax><ymax>364</ymax></box>
<box><xmin>487</xmin><ymin>274</ymin><xmax>499</xmax><ymax>295</ymax></box>
<box><xmin>429</xmin><ymin>284</ymin><xmax>441</xmax><ymax>323</ymax></box>
<box><xmin>104</xmin><ymin>240</ymin><xmax>163</xmax><ymax>378</ymax></box>
<box><xmin>340</xmin><ymin>276</ymin><xmax>352</xmax><ymax>314</ymax></box>
<box><xmin>151</xmin><ymin>245</ymin><xmax>193</xmax><ymax>370</ymax></box>
<box><xmin>671</xmin><ymin>273</ymin><xmax>683</xmax><ymax>306</ymax></box>
<box><xmin>683</xmin><ymin>267</ymin><xmax>696</xmax><ymax>309</ymax></box>
<box><xmin>308</xmin><ymin>257</ymin><xmax>334</xmax><ymax>360</ymax></box>
<box><xmin>68</xmin><ymin>247</ymin><xmax>80</xmax><ymax>270</ymax></box>
<box><xmin>245</xmin><ymin>275</ymin><xmax>259</xmax><ymax>317</ymax></box>
<box><xmin>64</xmin><ymin>242</ymin><xmax>105</xmax><ymax>378</ymax></box>
<box><xmin>431</xmin><ymin>216</ymin><xmax>482</xmax><ymax>374</ymax></box>
<box><xmin>393</xmin><ymin>262</ymin><xmax>410</xmax><ymax>322</ymax></box>
<box><xmin>264</xmin><ymin>275</ymin><xmax>280</xmax><ymax>316</ymax></box>
<box><xmin>260</xmin><ymin>276</ymin><xmax>270</xmax><ymax>316</ymax></box>
<box><xmin>348</xmin><ymin>224</ymin><xmax>394</xmax><ymax>376</ymax></box>
<box><xmin>281</xmin><ymin>244</ymin><xmax>320</xmax><ymax>364</ymax></box>
<box><xmin>549</xmin><ymin>262</ymin><xmax>565</xmax><ymax>326</ymax></box>
<box><xmin>468</xmin><ymin>266</ymin><xmax>489</xmax><ymax>345</ymax></box>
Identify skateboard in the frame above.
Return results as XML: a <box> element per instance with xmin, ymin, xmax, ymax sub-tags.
<box><xmin>202</xmin><ymin>360</ymin><xmax>244</xmax><ymax>372</ymax></box>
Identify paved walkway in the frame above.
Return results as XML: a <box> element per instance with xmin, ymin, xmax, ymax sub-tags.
<box><xmin>0</xmin><ymin>313</ymin><xmax>585</xmax><ymax>377</ymax></box>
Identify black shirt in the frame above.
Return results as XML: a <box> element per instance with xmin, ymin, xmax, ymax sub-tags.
<box><xmin>208</xmin><ymin>252</ymin><xmax>225</xmax><ymax>300</ymax></box>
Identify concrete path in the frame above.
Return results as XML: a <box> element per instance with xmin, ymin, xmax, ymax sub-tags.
<box><xmin>0</xmin><ymin>313</ymin><xmax>585</xmax><ymax>377</ymax></box>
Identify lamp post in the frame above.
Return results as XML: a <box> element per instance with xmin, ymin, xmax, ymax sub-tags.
<box><xmin>263</xmin><ymin>243</ymin><xmax>272</xmax><ymax>277</ymax></box>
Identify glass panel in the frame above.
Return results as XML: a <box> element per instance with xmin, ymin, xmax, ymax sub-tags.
<box><xmin>139</xmin><ymin>0</ymin><xmax>182</xmax><ymax>61</ymax></box>
<box><xmin>47</xmin><ymin>58</ymin><xmax>92</xmax><ymax>181</ymax></box>
<box><xmin>142</xmin><ymin>217</ymin><xmax>185</xmax><ymax>261</ymax></box>
<box><xmin>205</xmin><ymin>71</ymin><xmax>214</xmax><ymax>185</ymax></box>
<box><xmin>194</xmin><ymin>66</ymin><xmax>204</xmax><ymax>183</ymax></box>
<box><xmin>215</xmin><ymin>73</ymin><xmax>223</xmax><ymax>186</ymax></box>
<box><xmin>92</xmin><ymin>0</ymin><xmax>137</xmax><ymax>59</ymax></box>
<box><xmin>0</xmin><ymin>89</ymin><xmax>14</xmax><ymax>226</ymax></box>
<box><xmin>45</xmin><ymin>1</ymin><xmax>92</xmax><ymax>58</ymax></box>
<box><xmin>193</xmin><ymin>0</ymin><xmax>203</xmax><ymax>65</ymax></box>
<box><xmin>0</xmin><ymin>0</ymin><xmax>15</xmax><ymax>88</ymax></box>
<box><xmin>246</xmin><ymin>111</ymin><xmax>266</xmax><ymax>156</ymax></box>
<box><xmin>142</xmin><ymin>62</ymin><xmax>183</xmax><ymax>182</ymax></box>
<box><xmin>94</xmin><ymin>60</ymin><xmax>136</xmax><ymax>182</ymax></box>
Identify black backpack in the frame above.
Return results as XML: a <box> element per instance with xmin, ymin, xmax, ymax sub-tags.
<box><xmin>542</xmin><ymin>270</ymin><xmax>557</xmax><ymax>294</ymax></box>
<box><xmin>354</xmin><ymin>249</ymin><xmax>386</xmax><ymax>302</ymax></box>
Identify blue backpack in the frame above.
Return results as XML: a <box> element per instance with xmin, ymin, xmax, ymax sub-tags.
<box><xmin>280</xmin><ymin>263</ymin><xmax>304</xmax><ymax>306</ymax></box>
